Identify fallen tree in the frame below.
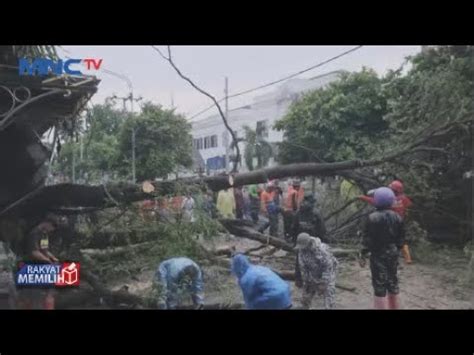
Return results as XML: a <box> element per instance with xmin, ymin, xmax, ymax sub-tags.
<box><xmin>3</xmin><ymin>113</ymin><xmax>471</xmax><ymax>224</ymax></box>
<box><xmin>219</xmin><ymin>219</ymin><xmax>358</xmax><ymax>257</ymax></box>
<box><xmin>80</xmin><ymin>269</ymin><xmax>147</xmax><ymax>308</ymax></box>
<box><xmin>0</xmin><ymin>137</ymin><xmax>447</xmax><ymax>218</ymax></box>
<box><xmin>80</xmin><ymin>241</ymin><xmax>158</xmax><ymax>259</ymax></box>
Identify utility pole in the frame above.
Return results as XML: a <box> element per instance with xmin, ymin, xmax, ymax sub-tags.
<box><xmin>72</xmin><ymin>144</ymin><xmax>76</xmax><ymax>183</ymax></box>
<box><xmin>170</xmin><ymin>93</ymin><xmax>175</xmax><ymax>110</ymax></box>
<box><xmin>224</xmin><ymin>76</ymin><xmax>230</xmax><ymax>172</ymax></box>
<box><xmin>80</xmin><ymin>132</ymin><xmax>84</xmax><ymax>161</ymax></box>
<box><xmin>132</xmin><ymin>127</ymin><xmax>136</xmax><ymax>183</ymax></box>
<box><xmin>111</xmin><ymin>93</ymin><xmax>142</xmax><ymax>183</ymax></box>
<box><xmin>129</xmin><ymin>94</ymin><xmax>142</xmax><ymax>184</ymax></box>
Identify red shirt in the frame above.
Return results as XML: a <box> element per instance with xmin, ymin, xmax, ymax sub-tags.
<box><xmin>141</xmin><ymin>199</ymin><xmax>156</xmax><ymax>210</ymax></box>
<box><xmin>391</xmin><ymin>195</ymin><xmax>412</xmax><ymax>219</ymax></box>
<box><xmin>359</xmin><ymin>194</ymin><xmax>412</xmax><ymax>219</ymax></box>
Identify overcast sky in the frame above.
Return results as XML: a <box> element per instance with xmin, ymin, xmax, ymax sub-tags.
<box><xmin>61</xmin><ymin>46</ymin><xmax>421</xmax><ymax>121</ymax></box>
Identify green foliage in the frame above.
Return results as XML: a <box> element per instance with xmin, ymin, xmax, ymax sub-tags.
<box><xmin>275</xmin><ymin>47</ymin><xmax>474</xmax><ymax>239</ymax></box>
<box><xmin>241</xmin><ymin>125</ymin><xmax>273</xmax><ymax>171</ymax></box>
<box><xmin>54</xmin><ymin>103</ymin><xmax>124</xmax><ymax>182</ymax></box>
<box><xmin>382</xmin><ymin>46</ymin><xmax>474</xmax><ymax>234</ymax></box>
<box><xmin>275</xmin><ymin>68</ymin><xmax>389</xmax><ymax>163</ymax></box>
<box><xmin>117</xmin><ymin>102</ymin><xmax>193</xmax><ymax>181</ymax></box>
<box><xmin>89</xmin><ymin>208</ymin><xmax>220</xmax><ymax>282</ymax></box>
<box><xmin>54</xmin><ymin>101</ymin><xmax>193</xmax><ymax>183</ymax></box>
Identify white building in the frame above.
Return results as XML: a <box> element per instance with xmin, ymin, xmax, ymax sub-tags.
<box><xmin>188</xmin><ymin>71</ymin><xmax>343</xmax><ymax>176</ymax></box>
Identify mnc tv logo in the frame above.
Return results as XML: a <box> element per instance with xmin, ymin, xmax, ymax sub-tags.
<box><xmin>19</xmin><ymin>58</ymin><xmax>103</xmax><ymax>76</ymax></box>
<box><xmin>16</xmin><ymin>262</ymin><xmax>80</xmax><ymax>287</ymax></box>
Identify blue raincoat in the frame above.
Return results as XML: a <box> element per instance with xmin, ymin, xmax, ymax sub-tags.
<box><xmin>231</xmin><ymin>254</ymin><xmax>291</xmax><ymax>309</ymax></box>
<box><xmin>155</xmin><ymin>257</ymin><xmax>204</xmax><ymax>309</ymax></box>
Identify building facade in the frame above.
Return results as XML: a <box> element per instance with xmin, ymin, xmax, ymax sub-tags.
<box><xmin>189</xmin><ymin>71</ymin><xmax>343</xmax><ymax>176</ymax></box>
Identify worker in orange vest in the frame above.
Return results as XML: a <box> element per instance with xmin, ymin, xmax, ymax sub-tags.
<box><xmin>259</xmin><ymin>181</ymin><xmax>280</xmax><ymax>237</ymax></box>
<box><xmin>283</xmin><ymin>179</ymin><xmax>305</xmax><ymax>243</ymax></box>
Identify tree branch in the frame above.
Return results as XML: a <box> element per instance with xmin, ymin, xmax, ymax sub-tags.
<box><xmin>152</xmin><ymin>45</ymin><xmax>241</xmax><ymax>173</ymax></box>
<box><xmin>219</xmin><ymin>219</ymin><xmax>358</xmax><ymax>256</ymax></box>
<box><xmin>5</xmin><ymin>117</ymin><xmax>472</xmax><ymax>218</ymax></box>
<box><xmin>323</xmin><ymin>198</ymin><xmax>359</xmax><ymax>222</ymax></box>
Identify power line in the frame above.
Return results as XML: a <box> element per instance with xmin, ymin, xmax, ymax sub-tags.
<box><xmin>179</xmin><ymin>45</ymin><xmax>363</xmax><ymax>121</ymax></box>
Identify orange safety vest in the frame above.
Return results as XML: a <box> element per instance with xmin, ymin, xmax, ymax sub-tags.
<box><xmin>284</xmin><ymin>186</ymin><xmax>304</xmax><ymax>211</ymax></box>
<box><xmin>260</xmin><ymin>190</ymin><xmax>275</xmax><ymax>213</ymax></box>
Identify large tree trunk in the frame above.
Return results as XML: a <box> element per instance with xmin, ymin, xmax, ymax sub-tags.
<box><xmin>219</xmin><ymin>219</ymin><xmax>358</xmax><ymax>257</ymax></box>
<box><xmin>0</xmin><ymin>156</ymin><xmax>398</xmax><ymax>218</ymax></box>
<box><xmin>80</xmin><ymin>241</ymin><xmax>158</xmax><ymax>259</ymax></box>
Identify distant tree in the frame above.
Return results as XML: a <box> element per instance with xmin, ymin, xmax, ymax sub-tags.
<box><xmin>117</xmin><ymin>102</ymin><xmax>193</xmax><ymax>181</ymax></box>
<box><xmin>240</xmin><ymin>125</ymin><xmax>273</xmax><ymax>171</ymax></box>
<box><xmin>275</xmin><ymin>46</ymin><xmax>474</xmax><ymax>241</ymax></box>
<box><xmin>275</xmin><ymin>68</ymin><xmax>389</xmax><ymax>164</ymax></box>
<box><xmin>54</xmin><ymin>103</ymin><xmax>124</xmax><ymax>182</ymax></box>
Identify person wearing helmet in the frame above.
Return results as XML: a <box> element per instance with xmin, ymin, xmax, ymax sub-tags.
<box><xmin>283</xmin><ymin>179</ymin><xmax>305</xmax><ymax>243</ymax></box>
<box><xmin>388</xmin><ymin>180</ymin><xmax>413</xmax><ymax>264</ymax></box>
<box><xmin>388</xmin><ymin>180</ymin><xmax>413</xmax><ymax>219</ymax></box>
<box><xmin>359</xmin><ymin>187</ymin><xmax>405</xmax><ymax>309</ymax></box>
<box><xmin>359</xmin><ymin>180</ymin><xmax>413</xmax><ymax>264</ymax></box>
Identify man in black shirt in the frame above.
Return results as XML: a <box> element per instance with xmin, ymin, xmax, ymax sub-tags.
<box><xmin>15</xmin><ymin>214</ymin><xmax>61</xmax><ymax>309</ymax></box>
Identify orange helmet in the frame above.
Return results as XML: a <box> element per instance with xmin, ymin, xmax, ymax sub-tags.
<box><xmin>389</xmin><ymin>180</ymin><xmax>403</xmax><ymax>194</ymax></box>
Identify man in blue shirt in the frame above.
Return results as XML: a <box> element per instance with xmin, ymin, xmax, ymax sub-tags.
<box><xmin>155</xmin><ymin>257</ymin><xmax>204</xmax><ymax>309</ymax></box>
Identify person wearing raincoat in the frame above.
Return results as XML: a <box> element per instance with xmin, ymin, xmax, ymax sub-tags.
<box><xmin>231</xmin><ymin>254</ymin><xmax>292</xmax><ymax>309</ymax></box>
<box><xmin>155</xmin><ymin>257</ymin><xmax>204</xmax><ymax>309</ymax></box>
<box><xmin>216</xmin><ymin>188</ymin><xmax>236</xmax><ymax>219</ymax></box>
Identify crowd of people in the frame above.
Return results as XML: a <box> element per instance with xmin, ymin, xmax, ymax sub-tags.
<box><xmin>155</xmin><ymin>179</ymin><xmax>412</xmax><ymax>309</ymax></box>
<box><xmin>0</xmin><ymin>177</ymin><xmax>413</xmax><ymax>310</ymax></box>
<box><xmin>215</xmin><ymin>179</ymin><xmax>327</xmax><ymax>246</ymax></box>
<box><xmin>152</xmin><ymin>178</ymin><xmax>413</xmax><ymax>310</ymax></box>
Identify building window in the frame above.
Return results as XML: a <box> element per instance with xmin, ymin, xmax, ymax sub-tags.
<box><xmin>195</xmin><ymin>135</ymin><xmax>218</xmax><ymax>150</ymax></box>
<box><xmin>256</xmin><ymin>120</ymin><xmax>269</xmax><ymax>138</ymax></box>
<box><xmin>196</xmin><ymin>138</ymin><xmax>203</xmax><ymax>150</ymax></box>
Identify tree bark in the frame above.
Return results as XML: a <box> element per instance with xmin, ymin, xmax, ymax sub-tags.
<box><xmin>80</xmin><ymin>241</ymin><xmax>157</xmax><ymax>259</ymax></box>
<box><xmin>0</xmin><ymin>157</ymin><xmax>397</xmax><ymax>218</ymax></box>
<box><xmin>219</xmin><ymin>219</ymin><xmax>358</xmax><ymax>256</ymax></box>
<box><xmin>81</xmin><ymin>269</ymin><xmax>147</xmax><ymax>308</ymax></box>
